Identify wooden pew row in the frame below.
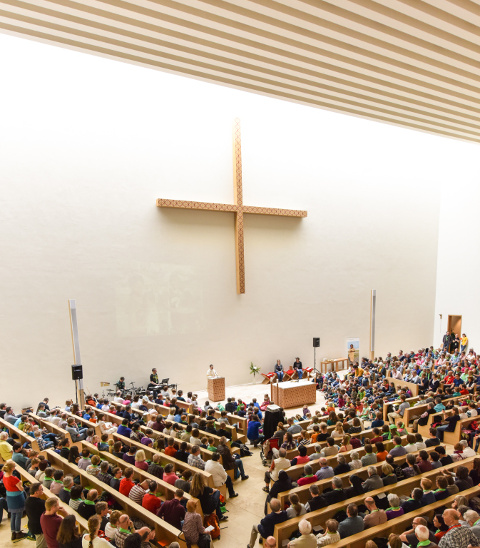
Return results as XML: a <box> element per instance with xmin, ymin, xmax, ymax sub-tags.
<box><xmin>99</xmin><ymin>408</ymin><xmax>222</xmax><ymax>466</ymax></box>
<box><xmin>104</xmin><ymin>405</ymin><xmax>228</xmax><ymax>452</ymax></box>
<box><xmin>444</xmin><ymin>416</ymin><xmax>478</xmax><ymax>446</ymax></box>
<box><xmin>274</xmin><ymin>458</ymin><xmax>477</xmax><ymax>548</ymax></box>
<box><xmin>385</xmin><ymin>375</ymin><xmax>419</xmax><ymax>396</ymax></box>
<box><xmin>285</xmin><ymin>435</ymin><xmax>411</xmax><ymax>482</ymax></box>
<box><xmin>45</xmin><ymin>449</ymin><xmax>193</xmax><ymax>548</ymax></box>
<box><xmin>382</xmin><ymin>395</ymin><xmax>423</xmax><ymax>422</ymax></box>
<box><xmin>17</xmin><ymin>467</ymin><xmax>89</xmax><ymax>531</ymax></box>
<box><xmin>0</xmin><ymin>416</ymin><xmax>40</xmax><ymax>452</ymax></box>
<box><xmin>278</xmin><ymin>445</ymin><xmax>440</xmax><ymax>508</ymax></box>
<box><xmin>384</xmin><ymin>393</ymin><xmax>465</xmax><ymax>428</ymax></box>
<box><xmin>417</xmin><ymin>402</ymin><xmax>468</xmax><ymax>437</ymax></box>
<box><xmin>79</xmin><ymin>440</ymin><xmax>203</xmax><ymax>517</ymax></box>
<box><xmin>141</xmin><ymin>403</ymin><xmax>236</xmax><ymax>447</ymax></box>
<box><xmin>111</xmin><ymin>432</ymin><xmax>215</xmax><ymax>489</ymax></box>
<box><xmin>285</xmin><ymin>427</ymin><xmax>384</xmax><ymax>460</ymax></box>
<box><xmin>330</xmin><ymin>485</ymin><xmax>480</xmax><ymax>548</ymax></box>
<box><xmin>212</xmin><ymin>410</ymin><xmax>248</xmax><ymax>436</ymax></box>
<box><xmin>28</xmin><ymin>413</ymin><xmax>73</xmax><ymax>445</ymax></box>
<box><xmin>62</xmin><ymin>410</ymin><xmax>102</xmax><ymax>437</ymax></box>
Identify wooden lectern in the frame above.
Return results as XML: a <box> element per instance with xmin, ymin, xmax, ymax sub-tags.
<box><xmin>208</xmin><ymin>377</ymin><xmax>225</xmax><ymax>402</ymax></box>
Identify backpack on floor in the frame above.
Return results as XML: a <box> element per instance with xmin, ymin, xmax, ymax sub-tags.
<box><xmin>203</xmin><ymin>513</ymin><xmax>221</xmax><ymax>540</ymax></box>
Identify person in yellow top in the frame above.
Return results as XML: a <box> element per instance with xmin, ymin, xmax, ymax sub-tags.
<box><xmin>461</xmin><ymin>333</ymin><xmax>468</xmax><ymax>353</ymax></box>
<box><xmin>0</xmin><ymin>432</ymin><xmax>13</xmax><ymax>461</ymax></box>
<box><xmin>348</xmin><ymin>344</ymin><xmax>356</xmax><ymax>364</ymax></box>
<box><xmin>354</xmin><ymin>366</ymin><xmax>364</xmax><ymax>377</ymax></box>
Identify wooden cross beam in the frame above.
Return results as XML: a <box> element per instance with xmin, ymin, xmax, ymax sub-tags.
<box><xmin>156</xmin><ymin>119</ymin><xmax>307</xmax><ymax>294</ymax></box>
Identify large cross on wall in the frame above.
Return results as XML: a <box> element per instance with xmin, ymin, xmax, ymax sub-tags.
<box><xmin>156</xmin><ymin>119</ymin><xmax>307</xmax><ymax>294</ymax></box>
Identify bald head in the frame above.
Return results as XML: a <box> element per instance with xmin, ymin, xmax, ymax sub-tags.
<box><xmin>443</xmin><ymin>509</ymin><xmax>460</xmax><ymax>526</ymax></box>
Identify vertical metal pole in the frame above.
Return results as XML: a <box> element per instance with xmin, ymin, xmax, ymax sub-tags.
<box><xmin>370</xmin><ymin>290</ymin><xmax>376</xmax><ymax>362</ymax></box>
<box><xmin>69</xmin><ymin>299</ymin><xmax>85</xmax><ymax>409</ymax></box>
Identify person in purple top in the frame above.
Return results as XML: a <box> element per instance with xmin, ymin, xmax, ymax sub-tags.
<box><xmin>385</xmin><ymin>493</ymin><xmax>404</xmax><ymax>520</ymax></box>
<box><xmin>388</xmin><ymin>436</ymin><xmax>407</xmax><ymax>457</ymax></box>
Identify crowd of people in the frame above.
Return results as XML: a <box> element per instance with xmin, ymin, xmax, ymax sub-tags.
<box><xmin>1</xmin><ymin>336</ymin><xmax>480</xmax><ymax>548</ymax></box>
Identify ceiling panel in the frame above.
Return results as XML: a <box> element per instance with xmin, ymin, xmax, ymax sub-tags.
<box><xmin>2</xmin><ymin>0</ymin><xmax>480</xmax><ymax>142</ymax></box>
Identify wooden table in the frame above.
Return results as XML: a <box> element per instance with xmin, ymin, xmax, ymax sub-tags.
<box><xmin>319</xmin><ymin>357</ymin><xmax>348</xmax><ymax>374</ymax></box>
<box><xmin>271</xmin><ymin>380</ymin><xmax>316</xmax><ymax>409</ymax></box>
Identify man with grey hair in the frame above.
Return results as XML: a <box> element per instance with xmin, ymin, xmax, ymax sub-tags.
<box><xmin>309</xmin><ymin>444</ymin><xmax>322</xmax><ymax>461</ymax></box>
<box><xmin>361</xmin><ymin>466</ymin><xmax>383</xmax><ymax>492</ymax></box>
<box><xmin>58</xmin><ymin>476</ymin><xmax>74</xmax><ymax>504</ymax></box>
<box><xmin>315</xmin><ymin>458</ymin><xmax>334</xmax><ymax>480</ymax></box>
<box><xmin>459</xmin><ymin>439</ymin><xmax>476</xmax><ymax>458</ymax></box>
<box><xmin>465</xmin><ymin>509</ymin><xmax>480</xmax><ymax>537</ymax></box>
<box><xmin>287</xmin><ymin>519</ymin><xmax>316</xmax><ymax>547</ymax></box>
<box><xmin>414</xmin><ymin>524</ymin><xmax>436</xmax><ymax>548</ymax></box>
<box><xmin>297</xmin><ymin>464</ymin><xmax>317</xmax><ymax>487</ymax></box>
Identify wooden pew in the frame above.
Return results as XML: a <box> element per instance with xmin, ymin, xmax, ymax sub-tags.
<box><xmin>0</xmin><ymin>416</ymin><xmax>40</xmax><ymax>452</ymax></box>
<box><xmin>17</xmin><ymin>467</ymin><xmax>89</xmax><ymax>531</ymax></box>
<box><xmin>444</xmin><ymin>415</ymin><xmax>478</xmax><ymax>445</ymax></box>
<box><xmin>385</xmin><ymin>377</ymin><xmax>419</xmax><ymax>397</ymax></box>
<box><xmin>63</xmin><ymin>410</ymin><xmax>102</xmax><ymax>436</ymax></box>
<box><xmin>329</xmin><ymin>485</ymin><xmax>480</xmax><ymax>548</ymax></box>
<box><xmin>45</xmin><ymin>449</ymin><xmax>192</xmax><ymax>548</ymax></box>
<box><xmin>111</xmin><ymin>431</ymin><xmax>215</xmax><ymax>488</ymax></box>
<box><xmin>79</xmin><ymin>440</ymin><xmax>203</xmax><ymax>517</ymax></box>
<box><xmin>277</xmin><ymin>445</ymin><xmax>440</xmax><ymax>508</ymax></box>
<box><xmin>274</xmin><ymin>459</ymin><xmax>477</xmax><ymax>548</ymax></box>
<box><xmin>284</xmin><ymin>435</ymin><xmax>411</xmax><ymax>482</ymax></box>
<box><xmin>28</xmin><ymin>412</ymin><xmax>73</xmax><ymax>445</ymax></box>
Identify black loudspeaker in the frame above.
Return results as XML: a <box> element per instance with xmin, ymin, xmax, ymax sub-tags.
<box><xmin>71</xmin><ymin>364</ymin><xmax>83</xmax><ymax>380</ymax></box>
<box><xmin>263</xmin><ymin>405</ymin><xmax>284</xmax><ymax>440</ymax></box>
<box><xmin>313</xmin><ymin>337</ymin><xmax>320</xmax><ymax>348</ymax></box>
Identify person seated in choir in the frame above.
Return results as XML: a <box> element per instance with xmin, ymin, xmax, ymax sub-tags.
<box><xmin>292</xmin><ymin>357</ymin><xmax>303</xmax><ymax>379</ymax></box>
<box><xmin>274</xmin><ymin>360</ymin><xmax>284</xmax><ymax>382</ymax></box>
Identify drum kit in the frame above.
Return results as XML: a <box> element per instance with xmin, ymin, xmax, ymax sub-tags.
<box><xmin>100</xmin><ymin>380</ymin><xmax>147</xmax><ymax>399</ymax></box>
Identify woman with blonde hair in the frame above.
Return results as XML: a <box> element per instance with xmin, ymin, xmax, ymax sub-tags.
<box><xmin>134</xmin><ymin>449</ymin><xmax>148</xmax><ymax>471</ymax></box>
<box><xmin>339</xmin><ymin>435</ymin><xmax>352</xmax><ymax>453</ymax></box>
<box><xmin>332</xmin><ymin>422</ymin><xmax>344</xmax><ymax>438</ymax></box>
<box><xmin>82</xmin><ymin>515</ymin><xmax>113</xmax><ymax>547</ymax></box>
<box><xmin>3</xmin><ymin>460</ymin><xmax>26</xmax><ymax>541</ymax></box>
<box><xmin>286</xmin><ymin>493</ymin><xmax>306</xmax><ymax>518</ymax></box>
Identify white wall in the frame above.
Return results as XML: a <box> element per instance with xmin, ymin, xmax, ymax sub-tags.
<box><xmin>0</xmin><ymin>33</ymin><xmax>469</xmax><ymax>408</ymax></box>
<box><xmin>434</xmin><ymin>143</ymin><xmax>480</xmax><ymax>349</ymax></box>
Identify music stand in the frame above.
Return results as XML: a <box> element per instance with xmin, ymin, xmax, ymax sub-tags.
<box><xmin>161</xmin><ymin>378</ymin><xmax>169</xmax><ymax>385</ymax></box>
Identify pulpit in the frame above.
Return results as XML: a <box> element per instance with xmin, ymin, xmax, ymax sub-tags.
<box><xmin>208</xmin><ymin>377</ymin><xmax>225</xmax><ymax>402</ymax></box>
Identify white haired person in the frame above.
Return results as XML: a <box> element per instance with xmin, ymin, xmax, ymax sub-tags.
<box><xmin>287</xmin><ymin>519</ymin><xmax>316</xmax><ymax>547</ymax></box>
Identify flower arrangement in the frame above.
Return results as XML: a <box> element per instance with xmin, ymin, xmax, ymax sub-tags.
<box><xmin>250</xmin><ymin>362</ymin><xmax>260</xmax><ymax>377</ymax></box>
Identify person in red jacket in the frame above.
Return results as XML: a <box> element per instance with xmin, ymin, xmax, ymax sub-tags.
<box><xmin>142</xmin><ymin>481</ymin><xmax>162</xmax><ymax>514</ymax></box>
<box><xmin>119</xmin><ymin>468</ymin><xmax>135</xmax><ymax>497</ymax></box>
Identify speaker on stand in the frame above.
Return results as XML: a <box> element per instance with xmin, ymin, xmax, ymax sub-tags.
<box><xmin>313</xmin><ymin>337</ymin><xmax>320</xmax><ymax>379</ymax></box>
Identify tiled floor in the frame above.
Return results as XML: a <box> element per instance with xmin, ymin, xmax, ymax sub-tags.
<box><xmin>0</xmin><ymin>378</ymin><xmax>326</xmax><ymax>547</ymax></box>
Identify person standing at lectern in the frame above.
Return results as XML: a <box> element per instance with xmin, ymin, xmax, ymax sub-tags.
<box><xmin>293</xmin><ymin>358</ymin><xmax>303</xmax><ymax>379</ymax></box>
<box><xmin>274</xmin><ymin>360</ymin><xmax>284</xmax><ymax>382</ymax></box>
<box><xmin>207</xmin><ymin>364</ymin><xmax>218</xmax><ymax>378</ymax></box>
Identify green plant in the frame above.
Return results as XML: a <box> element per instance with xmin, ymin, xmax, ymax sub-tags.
<box><xmin>250</xmin><ymin>362</ymin><xmax>260</xmax><ymax>377</ymax></box>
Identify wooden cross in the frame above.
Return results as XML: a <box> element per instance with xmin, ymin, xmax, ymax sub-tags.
<box><xmin>156</xmin><ymin>119</ymin><xmax>307</xmax><ymax>294</ymax></box>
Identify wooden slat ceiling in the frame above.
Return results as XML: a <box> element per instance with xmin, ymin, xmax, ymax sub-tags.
<box><xmin>2</xmin><ymin>0</ymin><xmax>480</xmax><ymax>142</ymax></box>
